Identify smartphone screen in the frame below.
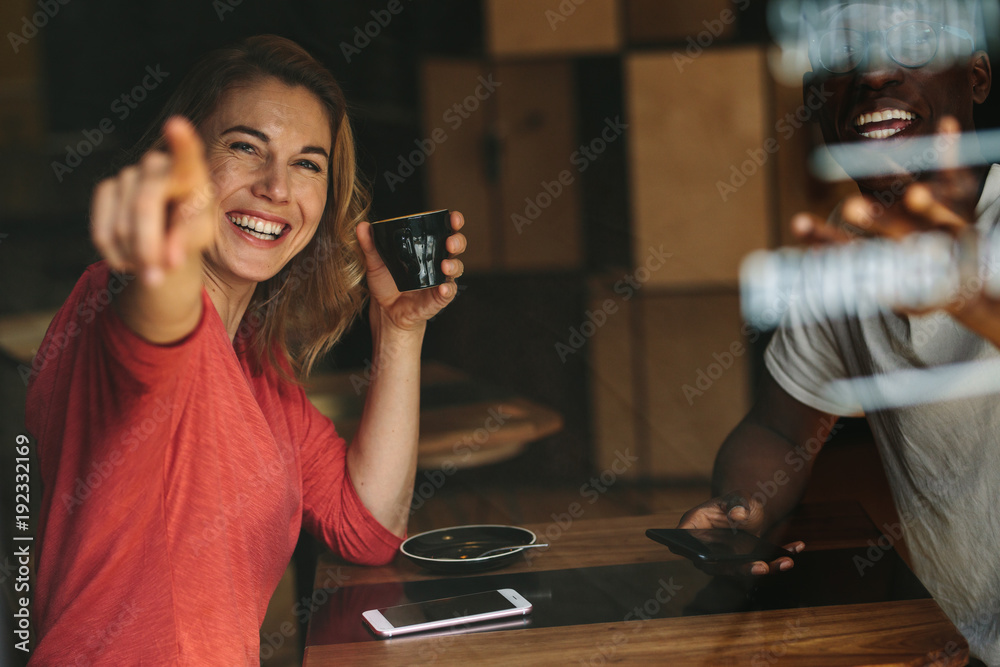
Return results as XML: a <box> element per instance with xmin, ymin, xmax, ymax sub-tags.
<box><xmin>363</xmin><ymin>589</ymin><xmax>532</xmax><ymax>637</ymax></box>
<box><xmin>381</xmin><ymin>590</ymin><xmax>516</xmax><ymax>626</ymax></box>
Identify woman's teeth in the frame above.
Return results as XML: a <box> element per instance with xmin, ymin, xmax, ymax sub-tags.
<box><xmin>227</xmin><ymin>214</ymin><xmax>284</xmax><ymax>240</ymax></box>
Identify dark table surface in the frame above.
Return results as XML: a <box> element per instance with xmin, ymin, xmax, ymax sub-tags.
<box><xmin>303</xmin><ymin>503</ymin><xmax>968</xmax><ymax>666</ymax></box>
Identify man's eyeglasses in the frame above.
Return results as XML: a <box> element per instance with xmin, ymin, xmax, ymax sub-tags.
<box><xmin>812</xmin><ymin>20</ymin><xmax>974</xmax><ymax>74</ymax></box>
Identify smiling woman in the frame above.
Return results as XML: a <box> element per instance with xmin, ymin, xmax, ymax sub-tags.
<box><xmin>124</xmin><ymin>36</ymin><xmax>373</xmax><ymax>375</ymax></box>
<box><xmin>24</xmin><ymin>35</ymin><xmax>467</xmax><ymax>664</ymax></box>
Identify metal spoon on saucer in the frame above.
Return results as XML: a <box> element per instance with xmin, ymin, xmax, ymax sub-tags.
<box><xmin>474</xmin><ymin>543</ymin><xmax>549</xmax><ymax>558</ymax></box>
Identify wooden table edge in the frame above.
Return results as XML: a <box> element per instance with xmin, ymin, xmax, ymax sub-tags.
<box><xmin>303</xmin><ymin>598</ymin><xmax>968</xmax><ymax>666</ymax></box>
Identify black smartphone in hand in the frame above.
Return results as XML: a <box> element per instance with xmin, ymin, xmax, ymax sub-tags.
<box><xmin>645</xmin><ymin>528</ymin><xmax>794</xmax><ymax>564</ymax></box>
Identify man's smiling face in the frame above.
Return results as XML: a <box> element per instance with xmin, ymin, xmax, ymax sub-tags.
<box><xmin>808</xmin><ymin>1</ymin><xmax>991</xmax><ymax>192</ymax></box>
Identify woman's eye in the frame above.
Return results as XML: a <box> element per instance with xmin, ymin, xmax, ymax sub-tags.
<box><xmin>230</xmin><ymin>141</ymin><xmax>256</xmax><ymax>154</ymax></box>
<box><xmin>296</xmin><ymin>159</ymin><xmax>321</xmax><ymax>172</ymax></box>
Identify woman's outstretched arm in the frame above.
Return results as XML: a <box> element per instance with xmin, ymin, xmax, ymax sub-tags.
<box><xmin>91</xmin><ymin>117</ymin><xmax>215</xmax><ymax>344</ymax></box>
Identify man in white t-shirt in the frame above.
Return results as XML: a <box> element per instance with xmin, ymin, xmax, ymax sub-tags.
<box><xmin>679</xmin><ymin>1</ymin><xmax>999</xmax><ymax>663</ymax></box>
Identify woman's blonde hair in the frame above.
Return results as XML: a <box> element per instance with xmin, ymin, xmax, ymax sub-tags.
<box><xmin>132</xmin><ymin>35</ymin><xmax>369</xmax><ymax>379</ymax></box>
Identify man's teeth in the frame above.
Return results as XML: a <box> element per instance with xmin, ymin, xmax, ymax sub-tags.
<box><xmin>860</xmin><ymin>127</ymin><xmax>902</xmax><ymax>139</ymax></box>
<box><xmin>853</xmin><ymin>109</ymin><xmax>916</xmax><ymax>139</ymax></box>
<box><xmin>854</xmin><ymin>109</ymin><xmax>916</xmax><ymax>126</ymax></box>
<box><xmin>226</xmin><ymin>214</ymin><xmax>283</xmax><ymax>239</ymax></box>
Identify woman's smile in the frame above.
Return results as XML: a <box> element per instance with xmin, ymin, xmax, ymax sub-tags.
<box><xmin>225</xmin><ymin>211</ymin><xmax>290</xmax><ymax>241</ymax></box>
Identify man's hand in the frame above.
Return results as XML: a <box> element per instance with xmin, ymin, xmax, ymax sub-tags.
<box><xmin>791</xmin><ymin>117</ymin><xmax>1000</xmax><ymax>346</ymax></box>
<box><xmin>678</xmin><ymin>491</ymin><xmax>804</xmax><ymax>576</ymax></box>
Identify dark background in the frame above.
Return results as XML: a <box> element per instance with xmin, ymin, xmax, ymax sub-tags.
<box><xmin>5</xmin><ymin>0</ymin><xmax>1000</xmax><ymax>485</ymax></box>
<box><xmin>2</xmin><ymin>0</ymin><xmax>608</xmax><ymax>488</ymax></box>
<box><xmin>2</xmin><ymin>0</ymin><xmax>998</xmax><ymax>525</ymax></box>
<box><xmin>2</xmin><ymin>3</ymin><xmax>1000</xmax><ymax>664</ymax></box>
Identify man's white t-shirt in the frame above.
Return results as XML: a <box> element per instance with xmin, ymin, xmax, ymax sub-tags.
<box><xmin>765</xmin><ymin>164</ymin><xmax>1000</xmax><ymax>664</ymax></box>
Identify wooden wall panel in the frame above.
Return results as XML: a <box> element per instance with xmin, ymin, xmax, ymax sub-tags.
<box><xmin>486</xmin><ymin>0</ymin><xmax>621</xmax><ymax>58</ymax></box>
<box><xmin>422</xmin><ymin>59</ymin><xmax>496</xmax><ymax>271</ymax></box>
<box><xmin>0</xmin><ymin>0</ymin><xmax>46</xmax><ymax>215</ymax></box>
<box><xmin>0</xmin><ymin>0</ymin><xmax>42</xmax><ymax>96</ymax></box>
<box><xmin>625</xmin><ymin>0</ymin><xmax>737</xmax><ymax>44</ymax></box>
<box><xmin>640</xmin><ymin>291</ymin><xmax>749</xmax><ymax>480</ymax></box>
<box><xmin>588</xmin><ymin>288</ymin><xmax>750</xmax><ymax>482</ymax></box>
<box><xmin>588</xmin><ymin>280</ymin><xmax>640</xmax><ymax>481</ymax></box>
<box><xmin>626</xmin><ymin>47</ymin><xmax>770</xmax><ymax>287</ymax></box>
<box><xmin>423</xmin><ymin>60</ymin><xmax>581</xmax><ymax>272</ymax></box>
<box><xmin>496</xmin><ymin>61</ymin><xmax>581</xmax><ymax>270</ymax></box>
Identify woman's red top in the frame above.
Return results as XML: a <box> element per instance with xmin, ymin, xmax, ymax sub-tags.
<box><xmin>25</xmin><ymin>262</ymin><xmax>400</xmax><ymax>665</ymax></box>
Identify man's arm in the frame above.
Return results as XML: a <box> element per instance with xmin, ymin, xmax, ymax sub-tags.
<box><xmin>712</xmin><ymin>370</ymin><xmax>836</xmax><ymax>527</ymax></box>
<box><xmin>678</xmin><ymin>369</ymin><xmax>836</xmax><ymax>573</ymax></box>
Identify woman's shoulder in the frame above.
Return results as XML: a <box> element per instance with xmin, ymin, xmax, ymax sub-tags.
<box><xmin>24</xmin><ymin>262</ymin><xmax>122</xmax><ymax>381</ymax></box>
<box><xmin>32</xmin><ymin>261</ymin><xmax>228</xmax><ymax>386</ymax></box>
<box><xmin>72</xmin><ymin>261</ymin><xmax>138</xmax><ymax>318</ymax></box>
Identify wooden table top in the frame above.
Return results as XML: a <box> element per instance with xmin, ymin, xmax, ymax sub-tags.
<box><xmin>305</xmin><ymin>503</ymin><xmax>968</xmax><ymax>666</ymax></box>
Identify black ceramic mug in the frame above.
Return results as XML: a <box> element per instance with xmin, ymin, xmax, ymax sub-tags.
<box><xmin>371</xmin><ymin>209</ymin><xmax>451</xmax><ymax>292</ymax></box>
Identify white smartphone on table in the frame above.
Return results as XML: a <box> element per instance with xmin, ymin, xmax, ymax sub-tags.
<box><xmin>362</xmin><ymin>588</ymin><xmax>532</xmax><ymax>638</ymax></box>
